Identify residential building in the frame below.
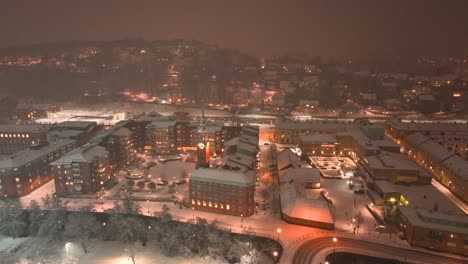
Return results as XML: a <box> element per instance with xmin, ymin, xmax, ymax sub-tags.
<box><xmin>0</xmin><ymin>139</ymin><xmax>76</xmax><ymax>197</ymax></box>
<box><xmin>146</xmin><ymin>117</ymin><xmax>176</xmax><ymax>154</ymax></box>
<box><xmin>189</xmin><ymin>167</ymin><xmax>256</xmax><ymax>216</ymax></box>
<box><xmin>396</xmin><ymin>206</ymin><xmax>468</xmax><ymax>255</ymax></box>
<box><xmin>51</xmin><ymin>144</ymin><xmax>110</xmax><ymax>196</ymax></box>
<box><xmin>0</xmin><ymin>125</ymin><xmax>48</xmax><ymax>154</ymax></box>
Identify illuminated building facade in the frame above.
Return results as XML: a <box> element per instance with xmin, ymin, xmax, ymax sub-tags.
<box><xmin>0</xmin><ymin>125</ymin><xmax>48</xmax><ymax>154</ymax></box>
<box><xmin>189</xmin><ymin>167</ymin><xmax>256</xmax><ymax>216</ymax></box>
<box><xmin>0</xmin><ymin>139</ymin><xmax>76</xmax><ymax>198</ymax></box>
<box><xmin>51</xmin><ymin>144</ymin><xmax>110</xmax><ymax>196</ymax></box>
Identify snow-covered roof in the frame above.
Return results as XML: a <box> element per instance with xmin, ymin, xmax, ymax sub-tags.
<box><xmin>366</xmin><ymin>151</ymin><xmax>428</xmax><ymax>173</ymax></box>
<box><xmin>148</xmin><ymin>120</ymin><xmax>176</xmax><ymax>129</ymax></box>
<box><xmin>300</xmin><ymin>133</ymin><xmax>337</xmax><ymax>144</ymax></box>
<box><xmin>386</xmin><ymin>118</ymin><xmax>468</xmax><ymax>133</ymax></box>
<box><xmin>0</xmin><ymin>124</ymin><xmax>47</xmax><ymax>133</ymax></box>
<box><xmin>374</xmin><ymin>180</ymin><xmax>463</xmax><ymax>215</ymax></box>
<box><xmin>277</xmin><ymin>148</ymin><xmax>301</xmax><ymax>171</ymax></box>
<box><xmin>111</xmin><ymin>127</ymin><xmax>133</xmax><ymax>137</ymax></box>
<box><xmin>442</xmin><ymin>155</ymin><xmax>468</xmax><ymax>181</ymax></box>
<box><xmin>275</xmin><ymin>119</ymin><xmax>347</xmax><ymax>132</ymax></box>
<box><xmin>0</xmin><ymin>139</ymin><xmax>75</xmax><ymax>169</ymax></box>
<box><xmin>280</xmin><ymin>181</ymin><xmax>334</xmax><ymax>224</ymax></box>
<box><xmin>50</xmin><ymin>144</ymin><xmax>108</xmax><ymax>165</ymax></box>
<box><xmin>280</xmin><ymin>167</ymin><xmax>320</xmax><ymax>184</ymax></box>
<box><xmin>190</xmin><ymin>167</ymin><xmax>256</xmax><ymax>187</ymax></box>
<box><xmin>398</xmin><ymin>206</ymin><xmax>468</xmax><ymax>235</ymax></box>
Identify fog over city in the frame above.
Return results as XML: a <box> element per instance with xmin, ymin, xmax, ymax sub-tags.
<box><xmin>0</xmin><ymin>1</ymin><xmax>467</xmax><ymax>264</ymax></box>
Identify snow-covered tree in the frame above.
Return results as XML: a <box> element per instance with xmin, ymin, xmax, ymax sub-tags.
<box><xmin>64</xmin><ymin>212</ymin><xmax>100</xmax><ymax>254</ymax></box>
<box><xmin>112</xmin><ymin>197</ymin><xmax>141</xmax><ymax>214</ymax></box>
<box><xmin>28</xmin><ymin>199</ymin><xmax>46</xmax><ymax>236</ymax></box>
<box><xmin>0</xmin><ymin>199</ymin><xmax>27</xmax><ymax>238</ymax></box>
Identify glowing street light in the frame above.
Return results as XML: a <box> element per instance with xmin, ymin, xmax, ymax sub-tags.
<box><xmin>333</xmin><ymin>237</ymin><xmax>337</xmax><ymax>253</ymax></box>
<box><xmin>147</xmin><ymin>200</ymin><xmax>150</xmax><ymax>214</ymax></box>
<box><xmin>273</xmin><ymin>251</ymin><xmax>278</xmax><ymax>257</ymax></box>
<box><xmin>192</xmin><ymin>207</ymin><xmax>195</xmax><ymax>220</ymax></box>
<box><xmin>65</xmin><ymin>242</ymin><xmax>71</xmax><ymax>257</ymax></box>
<box><xmin>240</xmin><ymin>214</ymin><xmax>244</xmax><ymax>228</ymax></box>
<box><xmin>276</xmin><ymin>228</ymin><xmax>281</xmax><ymax>242</ymax></box>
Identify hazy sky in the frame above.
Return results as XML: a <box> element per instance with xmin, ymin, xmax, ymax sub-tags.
<box><xmin>1</xmin><ymin>0</ymin><xmax>467</xmax><ymax>57</ymax></box>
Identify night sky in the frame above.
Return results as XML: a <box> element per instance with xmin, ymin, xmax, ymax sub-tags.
<box><xmin>1</xmin><ymin>0</ymin><xmax>468</xmax><ymax>57</ymax></box>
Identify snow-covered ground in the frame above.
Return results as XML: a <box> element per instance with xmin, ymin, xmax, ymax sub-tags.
<box><xmin>0</xmin><ymin>237</ymin><xmax>226</xmax><ymax>264</ymax></box>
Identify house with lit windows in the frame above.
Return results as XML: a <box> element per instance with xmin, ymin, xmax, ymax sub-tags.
<box><xmin>51</xmin><ymin>144</ymin><xmax>110</xmax><ymax>196</ymax></box>
<box><xmin>189</xmin><ymin>167</ymin><xmax>256</xmax><ymax>216</ymax></box>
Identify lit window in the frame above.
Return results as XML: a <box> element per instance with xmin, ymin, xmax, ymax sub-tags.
<box><xmin>209</xmin><ymin>202</ymin><xmax>212</xmax><ymax>207</ymax></box>
<box><xmin>226</xmin><ymin>204</ymin><xmax>230</xmax><ymax>210</ymax></box>
<box><xmin>191</xmin><ymin>199</ymin><xmax>195</xmax><ymax>205</ymax></box>
<box><xmin>15</xmin><ymin>178</ymin><xmax>20</xmax><ymax>182</ymax></box>
<box><xmin>203</xmin><ymin>201</ymin><xmax>207</xmax><ymax>206</ymax></box>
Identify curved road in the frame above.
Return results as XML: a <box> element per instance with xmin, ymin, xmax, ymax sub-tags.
<box><xmin>292</xmin><ymin>237</ymin><xmax>467</xmax><ymax>264</ymax></box>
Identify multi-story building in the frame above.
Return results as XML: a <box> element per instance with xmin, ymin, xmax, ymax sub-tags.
<box><xmin>396</xmin><ymin>206</ymin><xmax>468</xmax><ymax>255</ymax></box>
<box><xmin>0</xmin><ymin>125</ymin><xmax>48</xmax><ymax>154</ymax></box>
<box><xmin>214</xmin><ymin>125</ymin><xmax>242</xmax><ymax>154</ymax></box>
<box><xmin>274</xmin><ymin>119</ymin><xmax>346</xmax><ymax>145</ymax></box>
<box><xmin>384</xmin><ymin>118</ymin><xmax>468</xmax><ymax>144</ymax></box>
<box><xmin>175</xmin><ymin>120</ymin><xmax>198</xmax><ymax>151</ymax></box>
<box><xmin>146</xmin><ymin>118</ymin><xmax>176</xmax><ymax>154</ymax></box>
<box><xmin>51</xmin><ymin>144</ymin><xmax>110</xmax><ymax>196</ymax></box>
<box><xmin>105</xmin><ymin>127</ymin><xmax>135</xmax><ymax>168</ymax></box>
<box><xmin>0</xmin><ymin>139</ymin><xmax>76</xmax><ymax>198</ymax></box>
<box><xmin>431</xmin><ymin>135</ymin><xmax>468</xmax><ymax>161</ymax></box>
<box><xmin>403</xmin><ymin>133</ymin><xmax>468</xmax><ymax>203</ymax></box>
<box><xmin>50</xmin><ymin>121</ymin><xmax>99</xmax><ymax>144</ymax></box>
<box><xmin>189</xmin><ymin>167</ymin><xmax>256</xmax><ymax>216</ymax></box>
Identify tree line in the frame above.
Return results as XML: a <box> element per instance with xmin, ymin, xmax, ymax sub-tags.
<box><xmin>0</xmin><ymin>195</ymin><xmax>279</xmax><ymax>264</ymax></box>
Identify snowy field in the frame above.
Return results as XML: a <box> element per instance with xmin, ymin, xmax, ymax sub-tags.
<box><xmin>0</xmin><ymin>237</ymin><xmax>226</xmax><ymax>264</ymax></box>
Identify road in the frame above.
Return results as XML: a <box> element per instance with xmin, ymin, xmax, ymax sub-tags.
<box><xmin>292</xmin><ymin>236</ymin><xmax>467</xmax><ymax>264</ymax></box>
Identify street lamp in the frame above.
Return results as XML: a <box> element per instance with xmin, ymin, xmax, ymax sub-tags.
<box><xmin>273</xmin><ymin>251</ymin><xmax>278</xmax><ymax>257</ymax></box>
<box><xmin>192</xmin><ymin>207</ymin><xmax>195</xmax><ymax>220</ymax></box>
<box><xmin>101</xmin><ymin>196</ymin><xmax>104</xmax><ymax>210</ymax></box>
<box><xmin>276</xmin><ymin>228</ymin><xmax>281</xmax><ymax>242</ymax></box>
<box><xmin>147</xmin><ymin>200</ymin><xmax>150</xmax><ymax>214</ymax></box>
<box><xmin>333</xmin><ymin>237</ymin><xmax>337</xmax><ymax>253</ymax></box>
<box><xmin>241</xmin><ymin>214</ymin><xmax>243</xmax><ymax>228</ymax></box>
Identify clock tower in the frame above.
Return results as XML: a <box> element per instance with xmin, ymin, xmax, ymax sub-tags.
<box><xmin>197</xmin><ymin>101</ymin><xmax>210</xmax><ymax>168</ymax></box>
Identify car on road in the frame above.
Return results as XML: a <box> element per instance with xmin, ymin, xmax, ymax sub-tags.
<box><xmin>354</xmin><ymin>188</ymin><xmax>365</xmax><ymax>194</ymax></box>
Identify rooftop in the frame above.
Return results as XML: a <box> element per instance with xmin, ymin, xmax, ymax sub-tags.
<box><xmin>374</xmin><ymin>180</ymin><xmax>464</xmax><ymax>215</ymax></box>
<box><xmin>52</xmin><ymin>121</ymin><xmax>97</xmax><ymax>130</ymax></box>
<box><xmin>366</xmin><ymin>151</ymin><xmax>428</xmax><ymax>173</ymax></box>
<box><xmin>300</xmin><ymin>133</ymin><xmax>337</xmax><ymax>144</ymax></box>
<box><xmin>275</xmin><ymin>119</ymin><xmax>347</xmax><ymax>132</ymax></box>
<box><xmin>0</xmin><ymin>139</ymin><xmax>75</xmax><ymax>169</ymax></box>
<box><xmin>111</xmin><ymin>127</ymin><xmax>133</xmax><ymax>137</ymax></box>
<box><xmin>280</xmin><ymin>181</ymin><xmax>334</xmax><ymax>224</ymax></box>
<box><xmin>190</xmin><ymin>167</ymin><xmax>256</xmax><ymax>187</ymax></box>
<box><xmin>277</xmin><ymin>148</ymin><xmax>301</xmax><ymax>171</ymax></box>
<box><xmin>398</xmin><ymin>206</ymin><xmax>468</xmax><ymax>235</ymax></box>
<box><xmin>279</xmin><ymin>167</ymin><xmax>321</xmax><ymax>184</ymax></box>
<box><xmin>0</xmin><ymin>124</ymin><xmax>47</xmax><ymax>133</ymax></box>
<box><xmin>442</xmin><ymin>155</ymin><xmax>468</xmax><ymax>181</ymax></box>
<box><xmin>50</xmin><ymin>144</ymin><xmax>108</xmax><ymax>165</ymax></box>
<box><xmin>386</xmin><ymin>118</ymin><xmax>468</xmax><ymax>133</ymax></box>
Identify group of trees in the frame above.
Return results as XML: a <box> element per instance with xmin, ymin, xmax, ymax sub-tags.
<box><xmin>0</xmin><ymin>196</ymin><xmax>277</xmax><ymax>264</ymax></box>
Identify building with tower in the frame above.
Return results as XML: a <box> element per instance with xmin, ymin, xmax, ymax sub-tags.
<box><xmin>197</xmin><ymin>102</ymin><xmax>210</xmax><ymax>168</ymax></box>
